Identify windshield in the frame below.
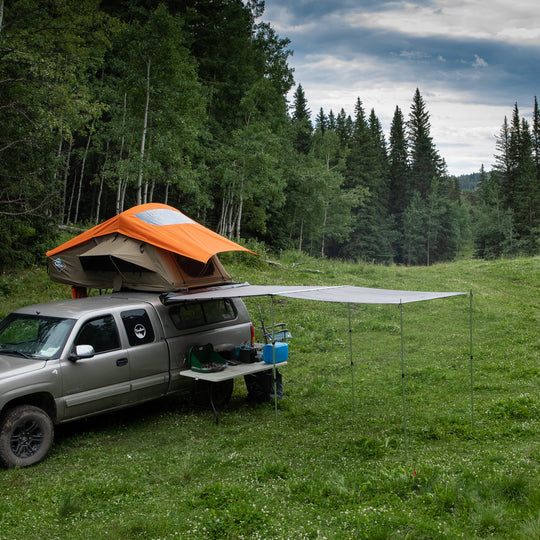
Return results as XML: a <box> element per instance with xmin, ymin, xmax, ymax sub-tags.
<box><xmin>0</xmin><ymin>313</ymin><xmax>75</xmax><ymax>360</ymax></box>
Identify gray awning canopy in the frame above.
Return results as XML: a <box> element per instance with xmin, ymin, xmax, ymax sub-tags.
<box><xmin>161</xmin><ymin>282</ymin><xmax>474</xmax><ymax>442</ymax></box>
<box><xmin>161</xmin><ymin>284</ymin><xmax>467</xmax><ymax>305</ymax></box>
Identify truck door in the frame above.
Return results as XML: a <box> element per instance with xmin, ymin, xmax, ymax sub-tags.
<box><xmin>60</xmin><ymin>314</ymin><xmax>131</xmax><ymax>419</ymax></box>
<box><xmin>120</xmin><ymin>308</ymin><xmax>169</xmax><ymax>402</ymax></box>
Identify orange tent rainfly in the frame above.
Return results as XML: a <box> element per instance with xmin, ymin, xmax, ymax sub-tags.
<box><xmin>46</xmin><ymin>203</ymin><xmax>254</xmax><ymax>292</ymax></box>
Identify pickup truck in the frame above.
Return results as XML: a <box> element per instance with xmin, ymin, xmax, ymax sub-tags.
<box><xmin>0</xmin><ymin>292</ymin><xmax>253</xmax><ymax>468</ymax></box>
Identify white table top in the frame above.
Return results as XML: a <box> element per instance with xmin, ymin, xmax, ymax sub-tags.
<box><xmin>179</xmin><ymin>360</ymin><xmax>287</xmax><ymax>382</ymax></box>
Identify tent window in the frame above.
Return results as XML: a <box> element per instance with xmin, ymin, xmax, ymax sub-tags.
<box><xmin>135</xmin><ymin>208</ymin><xmax>194</xmax><ymax>226</ymax></box>
<box><xmin>80</xmin><ymin>255</ymin><xmax>152</xmax><ymax>273</ymax></box>
<box><xmin>175</xmin><ymin>254</ymin><xmax>215</xmax><ymax>278</ymax></box>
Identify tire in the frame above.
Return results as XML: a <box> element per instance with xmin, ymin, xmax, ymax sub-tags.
<box><xmin>0</xmin><ymin>405</ymin><xmax>54</xmax><ymax>468</ymax></box>
<box><xmin>191</xmin><ymin>379</ymin><xmax>234</xmax><ymax>409</ymax></box>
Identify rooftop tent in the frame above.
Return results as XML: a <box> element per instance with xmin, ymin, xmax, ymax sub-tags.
<box><xmin>46</xmin><ymin>203</ymin><xmax>253</xmax><ymax>292</ymax></box>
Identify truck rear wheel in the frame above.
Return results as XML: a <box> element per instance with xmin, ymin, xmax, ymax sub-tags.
<box><xmin>0</xmin><ymin>405</ymin><xmax>54</xmax><ymax>468</ymax></box>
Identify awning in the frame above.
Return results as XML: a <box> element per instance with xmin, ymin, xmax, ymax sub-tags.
<box><xmin>161</xmin><ymin>284</ymin><xmax>468</xmax><ymax>305</ymax></box>
<box><xmin>162</xmin><ymin>282</ymin><xmax>474</xmax><ymax>444</ymax></box>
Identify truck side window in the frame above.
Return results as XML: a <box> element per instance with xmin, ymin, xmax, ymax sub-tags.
<box><xmin>75</xmin><ymin>315</ymin><xmax>120</xmax><ymax>354</ymax></box>
<box><xmin>121</xmin><ymin>309</ymin><xmax>155</xmax><ymax>346</ymax></box>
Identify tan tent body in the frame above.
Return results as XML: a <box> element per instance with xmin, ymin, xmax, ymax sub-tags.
<box><xmin>46</xmin><ymin>204</ymin><xmax>251</xmax><ymax>292</ymax></box>
<box><xmin>48</xmin><ymin>233</ymin><xmax>234</xmax><ymax>291</ymax></box>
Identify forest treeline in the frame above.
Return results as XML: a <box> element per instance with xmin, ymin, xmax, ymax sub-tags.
<box><xmin>1</xmin><ymin>0</ymin><xmax>539</xmax><ymax>270</ymax></box>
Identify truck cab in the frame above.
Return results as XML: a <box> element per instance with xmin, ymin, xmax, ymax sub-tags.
<box><xmin>0</xmin><ymin>292</ymin><xmax>253</xmax><ymax>468</ymax></box>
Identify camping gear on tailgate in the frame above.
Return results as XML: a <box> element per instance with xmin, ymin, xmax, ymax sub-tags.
<box><xmin>263</xmin><ymin>342</ymin><xmax>288</xmax><ymax>364</ymax></box>
<box><xmin>237</xmin><ymin>345</ymin><xmax>258</xmax><ymax>363</ymax></box>
<box><xmin>189</xmin><ymin>344</ymin><xmax>227</xmax><ymax>373</ymax></box>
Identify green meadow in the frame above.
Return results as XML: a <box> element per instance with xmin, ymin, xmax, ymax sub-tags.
<box><xmin>0</xmin><ymin>255</ymin><xmax>539</xmax><ymax>539</ymax></box>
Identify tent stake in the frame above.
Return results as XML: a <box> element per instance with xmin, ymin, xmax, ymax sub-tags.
<box><xmin>348</xmin><ymin>304</ymin><xmax>356</xmax><ymax>414</ymax></box>
<box><xmin>400</xmin><ymin>301</ymin><xmax>408</xmax><ymax>459</ymax></box>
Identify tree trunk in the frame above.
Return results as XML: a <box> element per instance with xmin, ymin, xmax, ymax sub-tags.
<box><xmin>114</xmin><ymin>93</ymin><xmax>128</xmax><ymax>215</ymax></box>
<box><xmin>54</xmin><ymin>133</ymin><xmax>63</xmax><ymax>213</ymax></box>
<box><xmin>95</xmin><ymin>140</ymin><xmax>109</xmax><ymax>224</ymax></box>
<box><xmin>137</xmin><ymin>58</ymin><xmax>151</xmax><ymax>206</ymax></box>
<box><xmin>60</xmin><ymin>136</ymin><xmax>73</xmax><ymax>225</ymax></box>
<box><xmin>164</xmin><ymin>181</ymin><xmax>170</xmax><ymax>204</ymax></box>
<box><xmin>321</xmin><ymin>198</ymin><xmax>328</xmax><ymax>257</ymax></box>
<box><xmin>235</xmin><ymin>157</ymin><xmax>245</xmax><ymax>242</ymax></box>
<box><xmin>218</xmin><ymin>181</ymin><xmax>235</xmax><ymax>237</ymax></box>
<box><xmin>118</xmin><ymin>175</ymin><xmax>128</xmax><ymax>213</ymax></box>
<box><xmin>73</xmin><ymin>119</ymin><xmax>94</xmax><ymax>224</ymax></box>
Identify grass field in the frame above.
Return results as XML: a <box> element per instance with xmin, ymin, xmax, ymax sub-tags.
<box><xmin>0</xmin><ymin>255</ymin><xmax>539</xmax><ymax>539</ymax></box>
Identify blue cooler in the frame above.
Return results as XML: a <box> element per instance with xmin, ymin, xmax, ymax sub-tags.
<box><xmin>263</xmin><ymin>342</ymin><xmax>288</xmax><ymax>364</ymax></box>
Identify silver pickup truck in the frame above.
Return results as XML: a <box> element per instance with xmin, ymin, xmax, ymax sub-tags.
<box><xmin>0</xmin><ymin>292</ymin><xmax>253</xmax><ymax>468</ymax></box>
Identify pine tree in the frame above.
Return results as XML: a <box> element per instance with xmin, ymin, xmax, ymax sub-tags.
<box><xmin>369</xmin><ymin>108</ymin><xmax>389</xmax><ymax>198</ymax></box>
<box><xmin>408</xmin><ymin>89</ymin><xmax>443</xmax><ymax>199</ymax></box>
<box><xmin>499</xmin><ymin>104</ymin><xmax>522</xmax><ymax>210</ymax></box>
<box><xmin>473</xmin><ymin>164</ymin><xmax>516</xmax><ymax>258</ymax></box>
<box><xmin>515</xmin><ymin>118</ymin><xmax>539</xmax><ymax>252</ymax></box>
<box><xmin>388</xmin><ymin>106</ymin><xmax>409</xmax><ymax>216</ymax></box>
<box><xmin>291</xmin><ymin>84</ymin><xmax>312</xmax><ymax>154</ymax></box>
<box><xmin>533</xmin><ymin>97</ymin><xmax>540</xmax><ymax>173</ymax></box>
<box><xmin>493</xmin><ymin>103</ymin><xmax>540</xmax><ymax>253</ymax></box>
<box><xmin>341</xmin><ymin>99</ymin><xmax>392</xmax><ymax>261</ymax></box>
<box><xmin>315</xmin><ymin>107</ymin><xmax>327</xmax><ymax>134</ymax></box>
<box><xmin>403</xmin><ymin>89</ymin><xmax>462</xmax><ymax>264</ymax></box>
<box><xmin>327</xmin><ymin>110</ymin><xmax>336</xmax><ymax>131</ymax></box>
<box><xmin>335</xmin><ymin>108</ymin><xmax>351</xmax><ymax>149</ymax></box>
<box><xmin>387</xmin><ymin>106</ymin><xmax>410</xmax><ymax>262</ymax></box>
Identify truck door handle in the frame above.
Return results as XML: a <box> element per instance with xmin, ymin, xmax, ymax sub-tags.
<box><xmin>116</xmin><ymin>358</ymin><xmax>128</xmax><ymax>367</ymax></box>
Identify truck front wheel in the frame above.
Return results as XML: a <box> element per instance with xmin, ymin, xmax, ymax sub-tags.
<box><xmin>0</xmin><ymin>405</ymin><xmax>54</xmax><ymax>468</ymax></box>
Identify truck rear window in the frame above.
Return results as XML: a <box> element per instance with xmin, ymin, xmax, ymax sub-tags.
<box><xmin>168</xmin><ymin>299</ymin><xmax>236</xmax><ymax>330</ymax></box>
<box><xmin>121</xmin><ymin>309</ymin><xmax>155</xmax><ymax>346</ymax></box>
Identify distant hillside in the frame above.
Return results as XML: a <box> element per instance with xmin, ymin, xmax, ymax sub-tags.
<box><xmin>455</xmin><ymin>172</ymin><xmax>480</xmax><ymax>191</ymax></box>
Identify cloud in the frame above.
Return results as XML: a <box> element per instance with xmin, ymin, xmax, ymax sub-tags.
<box><xmin>396</xmin><ymin>50</ymin><xmax>431</xmax><ymax>60</ymax></box>
<box><xmin>351</xmin><ymin>0</ymin><xmax>540</xmax><ymax>45</ymax></box>
<box><xmin>262</xmin><ymin>0</ymin><xmax>540</xmax><ymax>174</ymax></box>
<box><xmin>472</xmin><ymin>54</ymin><xmax>488</xmax><ymax>68</ymax></box>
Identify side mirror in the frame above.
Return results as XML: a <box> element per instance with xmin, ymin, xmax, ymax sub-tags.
<box><xmin>69</xmin><ymin>344</ymin><xmax>95</xmax><ymax>361</ymax></box>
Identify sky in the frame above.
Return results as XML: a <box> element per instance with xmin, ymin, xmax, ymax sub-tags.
<box><xmin>261</xmin><ymin>0</ymin><xmax>540</xmax><ymax>176</ymax></box>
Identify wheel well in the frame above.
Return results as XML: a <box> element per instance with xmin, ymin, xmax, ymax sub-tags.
<box><xmin>1</xmin><ymin>394</ymin><xmax>57</xmax><ymax>424</ymax></box>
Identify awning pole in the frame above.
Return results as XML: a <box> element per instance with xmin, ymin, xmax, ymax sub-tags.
<box><xmin>348</xmin><ymin>304</ymin><xmax>356</xmax><ymax>413</ymax></box>
<box><xmin>271</xmin><ymin>295</ymin><xmax>278</xmax><ymax>424</ymax></box>
<box><xmin>469</xmin><ymin>290</ymin><xmax>474</xmax><ymax>432</ymax></box>
<box><xmin>400</xmin><ymin>301</ymin><xmax>408</xmax><ymax>458</ymax></box>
